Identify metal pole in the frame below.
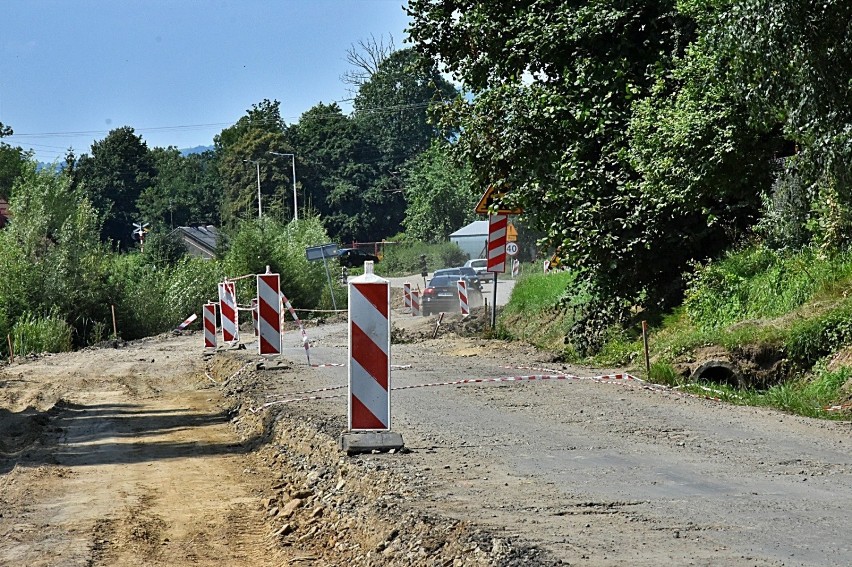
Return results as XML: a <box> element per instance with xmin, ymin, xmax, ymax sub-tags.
<box><xmin>320</xmin><ymin>249</ymin><xmax>338</xmax><ymax>311</ymax></box>
<box><xmin>255</xmin><ymin>160</ymin><xmax>262</xmax><ymax>219</ymax></box>
<box><xmin>291</xmin><ymin>154</ymin><xmax>298</xmax><ymax>221</ymax></box>
<box><xmin>491</xmin><ymin>272</ymin><xmax>498</xmax><ymax>328</ymax></box>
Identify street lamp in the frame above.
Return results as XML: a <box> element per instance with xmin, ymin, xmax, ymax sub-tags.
<box><xmin>242</xmin><ymin>158</ymin><xmax>262</xmax><ymax>219</ymax></box>
<box><xmin>269</xmin><ymin>151</ymin><xmax>298</xmax><ymax>221</ymax></box>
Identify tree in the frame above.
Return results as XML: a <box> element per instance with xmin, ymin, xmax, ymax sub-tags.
<box><xmin>408</xmin><ymin>3</ymin><xmax>696</xmax><ymax>322</ymax></box>
<box><xmin>216</xmin><ymin>100</ymin><xmax>294</xmax><ymax>226</ymax></box>
<box><xmin>342</xmin><ymin>34</ymin><xmax>396</xmax><ymax>90</ymax></box>
<box><xmin>402</xmin><ymin>141</ymin><xmax>477</xmax><ymax>242</ymax></box>
<box><xmin>74</xmin><ymin>126</ymin><xmax>156</xmax><ymax>247</ymax></box>
<box><xmin>0</xmin><ymin>122</ymin><xmax>32</xmax><ymax>200</ymax></box>
<box><xmin>137</xmin><ymin>147</ymin><xmax>223</xmax><ymax>229</ymax></box>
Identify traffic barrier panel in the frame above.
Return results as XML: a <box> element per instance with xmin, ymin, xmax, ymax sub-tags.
<box><xmin>511</xmin><ymin>258</ymin><xmax>520</xmax><ymax>278</ymax></box>
<box><xmin>403</xmin><ymin>281</ymin><xmax>412</xmax><ymax>312</ymax></box>
<box><xmin>487</xmin><ymin>214</ymin><xmax>508</xmax><ymax>274</ymax></box>
<box><xmin>457</xmin><ymin>279</ymin><xmax>469</xmax><ymax>316</ymax></box>
<box><xmin>348</xmin><ymin>261</ymin><xmax>391</xmax><ymax>431</ymax></box>
<box><xmin>257</xmin><ymin>273</ymin><xmax>282</xmax><ymax>356</ymax></box>
<box><xmin>175</xmin><ymin>313</ymin><xmax>197</xmax><ymax>331</ymax></box>
<box><xmin>218</xmin><ymin>281</ymin><xmax>239</xmax><ymax>344</ymax></box>
<box><xmin>203</xmin><ymin>303</ymin><xmax>216</xmax><ymax>349</ymax></box>
<box><xmin>410</xmin><ymin>290</ymin><xmax>421</xmax><ymax>317</ymax></box>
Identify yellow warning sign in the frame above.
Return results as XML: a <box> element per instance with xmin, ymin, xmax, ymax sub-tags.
<box><xmin>475</xmin><ymin>185</ymin><xmax>524</xmax><ymax>215</ymax></box>
<box><xmin>507</xmin><ymin>222</ymin><xmax>518</xmax><ymax>242</ymax></box>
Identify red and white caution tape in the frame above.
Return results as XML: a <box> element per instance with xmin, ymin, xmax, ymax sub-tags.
<box><xmin>280</xmin><ymin>291</ymin><xmax>312</xmax><ymax>366</ymax></box>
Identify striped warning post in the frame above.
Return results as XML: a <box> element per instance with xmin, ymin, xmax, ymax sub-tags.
<box><xmin>410</xmin><ymin>290</ymin><xmax>421</xmax><ymax>317</ymax></box>
<box><xmin>348</xmin><ymin>262</ymin><xmax>391</xmax><ymax>431</ymax></box>
<box><xmin>403</xmin><ymin>281</ymin><xmax>412</xmax><ymax>312</ymax></box>
<box><xmin>203</xmin><ymin>303</ymin><xmax>216</xmax><ymax>349</ymax></box>
<box><xmin>487</xmin><ymin>214</ymin><xmax>508</xmax><ymax>274</ymax></box>
<box><xmin>251</xmin><ymin>298</ymin><xmax>258</xmax><ymax>337</ymax></box>
<box><xmin>512</xmin><ymin>258</ymin><xmax>520</xmax><ymax>278</ymax></box>
<box><xmin>257</xmin><ymin>273</ymin><xmax>282</xmax><ymax>355</ymax></box>
<box><xmin>175</xmin><ymin>313</ymin><xmax>197</xmax><ymax>331</ymax></box>
<box><xmin>218</xmin><ymin>281</ymin><xmax>239</xmax><ymax>344</ymax></box>
<box><xmin>457</xmin><ymin>279</ymin><xmax>469</xmax><ymax>316</ymax></box>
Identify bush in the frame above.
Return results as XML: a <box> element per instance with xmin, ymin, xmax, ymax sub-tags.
<box><xmin>11</xmin><ymin>308</ymin><xmax>73</xmax><ymax>355</ymax></box>
<box><xmin>786</xmin><ymin>300</ymin><xmax>852</xmax><ymax>365</ymax></box>
<box><xmin>685</xmin><ymin>246</ymin><xmax>852</xmax><ymax>330</ymax></box>
<box><xmin>379</xmin><ymin>240</ymin><xmax>469</xmax><ymax>277</ymax></box>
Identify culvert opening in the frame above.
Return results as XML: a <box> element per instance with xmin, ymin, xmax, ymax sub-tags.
<box><xmin>691</xmin><ymin>361</ymin><xmax>740</xmax><ymax>388</ymax></box>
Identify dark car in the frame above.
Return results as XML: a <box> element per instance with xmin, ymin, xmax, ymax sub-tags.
<box><xmin>421</xmin><ymin>275</ymin><xmax>461</xmax><ymax>316</ymax></box>
<box><xmin>432</xmin><ymin>266</ymin><xmax>483</xmax><ymax>292</ymax></box>
<box><xmin>421</xmin><ymin>274</ymin><xmax>483</xmax><ymax>315</ymax></box>
<box><xmin>337</xmin><ymin>248</ymin><xmax>379</xmax><ymax>268</ymax></box>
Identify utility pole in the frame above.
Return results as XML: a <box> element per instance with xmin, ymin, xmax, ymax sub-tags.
<box><xmin>268</xmin><ymin>151</ymin><xmax>297</xmax><ymax>221</ymax></box>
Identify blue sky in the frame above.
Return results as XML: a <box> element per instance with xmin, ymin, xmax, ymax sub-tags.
<box><xmin>1</xmin><ymin>0</ymin><xmax>411</xmax><ymax>162</ymax></box>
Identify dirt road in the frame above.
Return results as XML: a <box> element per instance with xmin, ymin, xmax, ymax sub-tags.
<box><xmin>1</xmin><ymin>307</ymin><xmax>850</xmax><ymax>566</ymax></box>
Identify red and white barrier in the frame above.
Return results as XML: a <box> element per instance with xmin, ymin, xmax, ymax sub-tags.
<box><xmin>512</xmin><ymin>258</ymin><xmax>520</xmax><ymax>278</ymax></box>
<box><xmin>410</xmin><ymin>290</ymin><xmax>421</xmax><ymax>317</ymax></box>
<box><xmin>487</xmin><ymin>214</ymin><xmax>508</xmax><ymax>274</ymax></box>
<box><xmin>175</xmin><ymin>313</ymin><xmax>197</xmax><ymax>331</ymax></box>
<box><xmin>256</xmin><ymin>273</ymin><xmax>282</xmax><ymax>355</ymax></box>
<box><xmin>457</xmin><ymin>279</ymin><xmax>469</xmax><ymax>316</ymax></box>
<box><xmin>203</xmin><ymin>303</ymin><xmax>216</xmax><ymax>349</ymax></box>
<box><xmin>403</xmin><ymin>281</ymin><xmax>412</xmax><ymax>312</ymax></box>
<box><xmin>218</xmin><ymin>281</ymin><xmax>239</xmax><ymax>344</ymax></box>
<box><xmin>348</xmin><ymin>261</ymin><xmax>391</xmax><ymax>431</ymax></box>
<box><xmin>251</xmin><ymin>298</ymin><xmax>258</xmax><ymax>337</ymax></box>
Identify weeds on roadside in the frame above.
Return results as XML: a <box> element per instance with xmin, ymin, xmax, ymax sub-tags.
<box><xmin>11</xmin><ymin>307</ymin><xmax>73</xmax><ymax>356</ymax></box>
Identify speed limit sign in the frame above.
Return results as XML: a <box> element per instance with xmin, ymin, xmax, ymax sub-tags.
<box><xmin>506</xmin><ymin>242</ymin><xmax>519</xmax><ymax>256</ymax></box>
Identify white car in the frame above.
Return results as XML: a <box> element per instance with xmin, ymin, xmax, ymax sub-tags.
<box><xmin>464</xmin><ymin>258</ymin><xmax>492</xmax><ymax>279</ymax></box>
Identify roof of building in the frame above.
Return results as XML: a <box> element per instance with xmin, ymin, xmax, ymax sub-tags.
<box><xmin>173</xmin><ymin>225</ymin><xmax>219</xmax><ymax>257</ymax></box>
<box><xmin>449</xmin><ymin>220</ymin><xmax>489</xmax><ymax>238</ymax></box>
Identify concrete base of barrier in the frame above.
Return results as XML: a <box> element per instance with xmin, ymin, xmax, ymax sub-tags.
<box><xmin>339</xmin><ymin>431</ymin><xmax>404</xmax><ymax>455</ymax></box>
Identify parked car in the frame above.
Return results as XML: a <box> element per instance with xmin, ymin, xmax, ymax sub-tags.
<box><xmin>464</xmin><ymin>258</ymin><xmax>493</xmax><ymax>280</ymax></box>
<box><xmin>337</xmin><ymin>248</ymin><xmax>379</xmax><ymax>268</ymax></box>
<box><xmin>433</xmin><ymin>266</ymin><xmax>483</xmax><ymax>291</ymax></box>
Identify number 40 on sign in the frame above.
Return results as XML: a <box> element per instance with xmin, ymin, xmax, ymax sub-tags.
<box><xmin>506</xmin><ymin>242</ymin><xmax>519</xmax><ymax>256</ymax></box>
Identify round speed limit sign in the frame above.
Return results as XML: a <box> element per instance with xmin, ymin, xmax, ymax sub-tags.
<box><xmin>506</xmin><ymin>242</ymin><xmax>519</xmax><ymax>256</ymax></box>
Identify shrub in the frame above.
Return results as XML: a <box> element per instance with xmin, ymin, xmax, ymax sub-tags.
<box><xmin>11</xmin><ymin>308</ymin><xmax>73</xmax><ymax>355</ymax></box>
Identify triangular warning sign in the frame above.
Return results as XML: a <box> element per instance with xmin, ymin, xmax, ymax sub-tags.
<box><xmin>475</xmin><ymin>186</ymin><xmax>524</xmax><ymax>215</ymax></box>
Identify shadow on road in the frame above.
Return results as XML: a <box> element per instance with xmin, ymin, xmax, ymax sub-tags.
<box><xmin>1</xmin><ymin>399</ymin><xmax>258</xmax><ymax>473</ymax></box>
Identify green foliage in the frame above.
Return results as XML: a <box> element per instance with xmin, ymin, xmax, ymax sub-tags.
<box><xmin>11</xmin><ymin>307</ymin><xmax>73</xmax><ymax>356</ymax></box>
<box><xmin>0</xmin><ymin>122</ymin><xmax>32</xmax><ymax>200</ymax></box>
<box><xmin>785</xmin><ymin>301</ymin><xmax>852</xmax><ymax>366</ymax></box>
<box><xmin>73</xmin><ymin>126</ymin><xmax>156</xmax><ymax>248</ymax></box>
<box><xmin>142</xmin><ymin>229</ymin><xmax>188</xmax><ymax>268</ymax></box>
<box><xmin>377</xmin><ymin>240</ymin><xmax>468</xmax><ymax>277</ymax></box>
<box><xmin>223</xmin><ymin>216</ymin><xmax>340</xmax><ymax>311</ymax></box>
<box><xmin>402</xmin><ymin>141</ymin><xmax>478</xmax><ymax>243</ymax></box>
<box><xmin>685</xmin><ymin>247</ymin><xmax>852</xmax><ymax>330</ymax></box>
<box><xmin>649</xmin><ymin>361</ymin><xmax>682</xmax><ymax>387</ymax></box>
<box><xmin>502</xmin><ymin>270</ymin><xmax>578</xmax><ymax>316</ymax></box>
<box><xmin>755</xmin><ymin>166</ymin><xmax>811</xmax><ymax>250</ymax></box>
<box><xmin>138</xmin><ymin>147</ymin><xmax>223</xmax><ymax>229</ymax></box>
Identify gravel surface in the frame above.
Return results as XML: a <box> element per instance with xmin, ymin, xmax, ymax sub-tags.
<box><xmin>1</xmin><ymin>303</ymin><xmax>850</xmax><ymax>566</ymax></box>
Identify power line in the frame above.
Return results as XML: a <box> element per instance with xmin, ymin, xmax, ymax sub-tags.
<box><xmin>6</xmin><ymin>99</ymin><xmax>453</xmax><ymax>142</ymax></box>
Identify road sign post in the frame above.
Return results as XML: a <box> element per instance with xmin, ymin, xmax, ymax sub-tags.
<box><xmin>306</xmin><ymin>243</ymin><xmax>340</xmax><ymax>311</ymax></box>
